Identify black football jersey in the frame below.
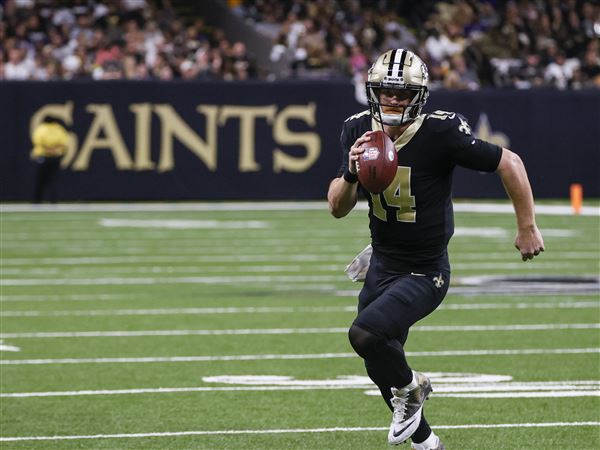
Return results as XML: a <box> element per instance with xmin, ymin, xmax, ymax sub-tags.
<box><xmin>338</xmin><ymin>110</ymin><xmax>502</xmax><ymax>271</ymax></box>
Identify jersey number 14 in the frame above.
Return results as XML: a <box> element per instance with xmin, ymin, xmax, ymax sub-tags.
<box><xmin>370</xmin><ymin>166</ymin><xmax>416</xmax><ymax>223</ymax></box>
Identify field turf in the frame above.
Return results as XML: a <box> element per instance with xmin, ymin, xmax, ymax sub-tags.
<box><xmin>1</xmin><ymin>201</ymin><xmax>598</xmax><ymax>449</ymax></box>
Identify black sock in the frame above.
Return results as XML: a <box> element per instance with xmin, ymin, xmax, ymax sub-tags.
<box><xmin>349</xmin><ymin>324</ymin><xmax>413</xmax><ymax>408</ymax></box>
<box><xmin>411</xmin><ymin>413</ymin><xmax>432</xmax><ymax>443</ymax></box>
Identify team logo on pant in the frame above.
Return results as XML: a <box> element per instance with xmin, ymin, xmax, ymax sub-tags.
<box><xmin>433</xmin><ymin>274</ymin><xmax>444</xmax><ymax>288</ymax></box>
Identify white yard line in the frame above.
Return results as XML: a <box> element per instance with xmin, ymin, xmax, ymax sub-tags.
<box><xmin>1</xmin><ymin>246</ymin><xmax>597</xmax><ymax>261</ymax></box>
<box><xmin>0</xmin><ymin>228</ymin><xmax>579</xmax><ymax>243</ymax></box>
<box><xmin>1</xmin><ymin>307</ymin><xmax>357</xmax><ymax>318</ymax></box>
<box><xmin>0</xmin><ymin>254</ymin><xmax>349</xmax><ymax>266</ymax></box>
<box><xmin>415</xmin><ymin>323</ymin><xmax>600</xmax><ymax>331</ymax></box>
<box><xmin>0</xmin><ymin>422</ymin><xmax>598</xmax><ymax>442</ymax></box>
<box><xmin>440</xmin><ymin>301</ymin><xmax>599</xmax><ymax>310</ymax></box>
<box><xmin>0</xmin><ymin>265</ymin><xmax>344</xmax><ymax>276</ymax></box>
<box><xmin>0</xmin><ymin>202</ymin><xmax>329</xmax><ymax>213</ymax></box>
<box><xmin>4</xmin><ymin>273</ymin><xmax>600</xmax><ymax>286</ymax></box>
<box><xmin>455</xmin><ymin>203</ymin><xmax>599</xmax><ymax>216</ymax></box>
<box><xmin>2</xmin><ymin>380</ymin><xmax>598</xmax><ymax>399</ymax></box>
<box><xmin>0</xmin><ymin>241</ymin><xmax>352</xmax><ymax>250</ymax></box>
<box><xmin>0</xmin><ymin>327</ymin><xmax>352</xmax><ymax>337</ymax></box>
<box><xmin>436</xmin><ymin>391</ymin><xmax>600</xmax><ymax>398</ymax></box>
<box><xmin>1</xmin><ymin>234</ymin><xmax>589</xmax><ymax>245</ymax></box>
<box><xmin>2</xmin><ymin>262</ymin><xmax>595</xmax><ymax>276</ymax></box>
<box><xmin>0</xmin><ymin>275</ymin><xmax>346</xmax><ymax>286</ymax></box>
<box><xmin>2</xmin><ymin>252</ymin><xmax>592</xmax><ymax>266</ymax></box>
<box><xmin>1</xmin><ymin>303</ymin><xmax>597</xmax><ymax>317</ymax></box>
<box><xmin>1</xmin><ymin>201</ymin><xmax>598</xmax><ymax>215</ymax></box>
<box><xmin>0</xmin><ymin>245</ymin><xmax>348</xmax><ymax>254</ymax></box>
<box><xmin>1</xmin><ymin>348</ymin><xmax>597</xmax><ymax>365</ymax></box>
<box><xmin>1</xmin><ymin>324</ymin><xmax>598</xmax><ymax>338</ymax></box>
<box><xmin>451</xmin><ymin>252</ymin><xmax>600</xmax><ymax>260</ymax></box>
<box><xmin>0</xmin><ymin>342</ymin><xmax>20</xmax><ymax>352</ymax></box>
<box><xmin>99</xmin><ymin>219</ymin><xmax>269</xmax><ymax>229</ymax></box>
<box><xmin>0</xmin><ymin>289</ymin><xmax>596</xmax><ymax>302</ymax></box>
<box><xmin>0</xmin><ymin>294</ymin><xmax>151</xmax><ymax>302</ymax></box>
<box><xmin>338</xmin><ymin>288</ymin><xmax>600</xmax><ymax>297</ymax></box>
<box><xmin>452</xmin><ymin>262</ymin><xmax>597</xmax><ymax>269</ymax></box>
<box><xmin>0</xmin><ymin>284</ymin><xmax>338</xmax><ymax>302</ymax></box>
<box><xmin>0</xmin><ymin>386</ymin><xmax>371</xmax><ymax>397</ymax></box>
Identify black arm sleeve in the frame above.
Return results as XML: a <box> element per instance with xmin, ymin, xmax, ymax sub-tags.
<box><xmin>336</xmin><ymin>121</ymin><xmax>352</xmax><ymax>177</ymax></box>
<box><xmin>456</xmin><ymin>138</ymin><xmax>503</xmax><ymax>172</ymax></box>
<box><xmin>445</xmin><ymin>114</ymin><xmax>503</xmax><ymax>172</ymax></box>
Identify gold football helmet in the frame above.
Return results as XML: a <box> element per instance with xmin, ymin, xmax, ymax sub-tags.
<box><xmin>366</xmin><ymin>49</ymin><xmax>429</xmax><ymax>126</ymax></box>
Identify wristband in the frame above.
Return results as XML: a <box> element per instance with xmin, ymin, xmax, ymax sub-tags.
<box><xmin>343</xmin><ymin>168</ymin><xmax>358</xmax><ymax>184</ymax></box>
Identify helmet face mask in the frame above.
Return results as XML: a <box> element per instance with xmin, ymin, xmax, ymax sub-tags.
<box><xmin>366</xmin><ymin>49</ymin><xmax>429</xmax><ymax>126</ymax></box>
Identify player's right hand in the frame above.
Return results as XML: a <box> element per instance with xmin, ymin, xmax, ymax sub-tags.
<box><xmin>514</xmin><ymin>225</ymin><xmax>545</xmax><ymax>261</ymax></box>
<box><xmin>349</xmin><ymin>131</ymin><xmax>374</xmax><ymax>174</ymax></box>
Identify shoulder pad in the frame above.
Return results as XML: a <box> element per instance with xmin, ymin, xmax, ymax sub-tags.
<box><xmin>344</xmin><ymin>109</ymin><xmax>371</xmax><ymax>123</ymax></box>
<box><xmin>425</xmin><ymin>110</ymin><xmax>471</xmax><ymax>133</ymax></box>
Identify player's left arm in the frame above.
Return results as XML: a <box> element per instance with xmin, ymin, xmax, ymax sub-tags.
<box><xmin>495</xmin><ymin>148</ymin><xmax>545</xmax><ymax>261</ymax></box>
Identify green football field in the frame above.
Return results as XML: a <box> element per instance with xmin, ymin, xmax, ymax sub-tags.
<box><xmin>1</xmin><ymin>201</ymin><xmax>599</xmax><ymax>450</ymax></box>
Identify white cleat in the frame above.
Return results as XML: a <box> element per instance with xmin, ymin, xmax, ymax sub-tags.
<box><xmin>412</xmin><ymin>437</ymin><xmax>445</xmax><ymax>450</ymax></box>
<box><xmin>387</xmin><ymin>372</ymin><xmax>432</xmax><ymax>445</ymax></box>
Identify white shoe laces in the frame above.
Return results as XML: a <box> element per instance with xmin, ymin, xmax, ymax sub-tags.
<box><xmin>391</xmin><ymin>390</ymin><xmax>409</xmax><ymax>422</ymax></box>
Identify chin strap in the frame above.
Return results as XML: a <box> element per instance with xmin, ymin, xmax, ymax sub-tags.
<box><xmin>378</xmin><ymin>102</ymin><xmax>420</xmax><ymax>126</ymax></box>
<box><xmin>380</xmin><ymin>111</ymin><xmax>413</xmax><ymax>126</ymax></box>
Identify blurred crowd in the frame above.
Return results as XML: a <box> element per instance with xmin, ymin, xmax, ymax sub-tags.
<box><xmin>0</xmin><ymin>0</ymin><xmax>257</xmax><ymax>81</ymax></box>
<box><xmin>239</xmin><ymin>0</ymin><xmax>600</xmax><ymax>89</ymax></box>
<box><xmin>1</xmin><ymin>0</ymin><xmax>599</xmax><ymax>89</ymax></box>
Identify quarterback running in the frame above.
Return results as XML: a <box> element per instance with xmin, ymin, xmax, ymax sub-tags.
<box><xmin>327</xmin><ymin>49</ymin><xmax>545</xmax><ymax>449</ymax></box>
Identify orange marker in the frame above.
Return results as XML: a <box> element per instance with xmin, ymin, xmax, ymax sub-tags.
<box><xmin>570</xmin><ymin>183</ymin><xmax>583</xmax><ymax>215</ymax></box>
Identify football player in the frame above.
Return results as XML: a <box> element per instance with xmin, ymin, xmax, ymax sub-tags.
<box><xmin>327</xmin><ymin>49</ymin><xmax>545</xmax><ymax>449</ymax></box>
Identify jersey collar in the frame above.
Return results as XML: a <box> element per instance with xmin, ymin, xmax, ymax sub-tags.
<box><xmin>371</xmin><ymin>114</ymin><xmax>425</xmax><ymax>152</ymax></box>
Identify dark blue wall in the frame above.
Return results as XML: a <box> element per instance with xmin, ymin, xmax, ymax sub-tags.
<box><xmin>1</xmin><ymin>81</ymin><xmax>598</xmax><ymax>201</ymax></box>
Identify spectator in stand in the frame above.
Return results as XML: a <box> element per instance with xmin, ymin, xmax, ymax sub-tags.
<box><xmin>581</xmin><ymin>1</ymin><xmax>599</xmax><ymax>40</ymax></box>
<box><xmin>1</xmin><ymin>0</ymin><xmax>598</xmax><ymax>89</ymax></box>
<box><xmin>330</xmin><ymin>42</ymin><xmax>351</xmax><ymax>77</ymax></box>
<box><xmin>579</xmin><ymin>43</ymin><xmax>600</xmax><ymax>87</ymax></box>
<box><xmin>545</xmin><ymin>51</ymin><xmax>580</xmax><ymax>89</ymax></box>
<box><xmin>443</xmin><ymin>53</ymin><xmax>480</xmax><ymax>90</ymax></box>
<box><xmin>302</xmin><ymin>19</ymin><xmax>328</xmax><ymax>70</ymax></box>
<box><xmin>0</xmin><ymin>0</ymin><xmax>256</xmax><ymax>82</ymax></box>
<box><xmin>511</xmin><ymin>53</ymin><xmax>546</xmax><ymax>89</ymax></box>
<box><xmin>349</xmin><ymin>44</ymin><xmax>368</xmax><ymax>74</ymax></box>
<box><xmin>229</xmin><ymin>41</ymin><xmax>255</xmax><ymax>79</ymax></box>
<box><xmin>424</xmin><ymin>23</ymin><xmax>463</xmax><ymax>64</ymax></box>
<box><xmin>380</xmin><ymin>20</ymin><xmax>418</xmax><ymax>53</ymax></box>
<box><xmin>4</xmin><ymin>46</ymin><xmax>34</xmax><ymax>79</ymax></box>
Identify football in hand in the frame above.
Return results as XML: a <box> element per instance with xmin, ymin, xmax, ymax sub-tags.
<box><xmin>357</xmin><ymin>130</ymin><xmax>398</xmax><ymax>194</ymax></box>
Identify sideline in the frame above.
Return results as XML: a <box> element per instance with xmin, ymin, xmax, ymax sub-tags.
<box><xmin>1</xmin><ymin>201</ymin><xmax>598</xmax><ymax>215</ymax></box>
